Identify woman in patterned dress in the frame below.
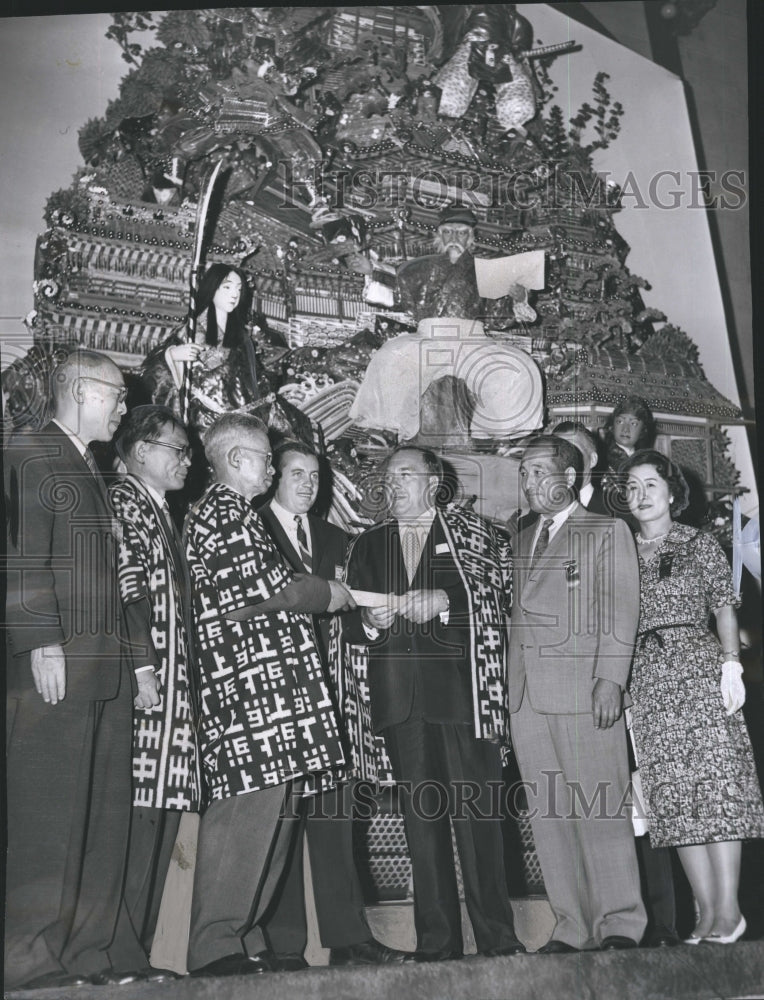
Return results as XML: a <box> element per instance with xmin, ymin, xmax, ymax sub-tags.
<box><xmin>623</xmin><ymin>450</ymin><xmax>764</xmax><ymax>945</ymax></box>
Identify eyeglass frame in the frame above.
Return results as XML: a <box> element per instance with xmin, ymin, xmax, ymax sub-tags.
<box><xmin>233</xmin><ymin>445</ymin><xmax>274</xmax><ymax>469</ymax></box>
<box><xmin>141</xmin><ymin>439</ymin><xmax>193</xmax><ymax>461</ymax></box>
<box><xmin>78</xmin><ymin>375</ymin><xmax>128</xmax><ymax>405</ymax></box>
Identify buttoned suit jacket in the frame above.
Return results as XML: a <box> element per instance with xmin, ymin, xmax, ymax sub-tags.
<box><xmin>508</xmin><ymin>506</ymin><xmax>639</xmax><ymax>715</ymax></box>
<box><xmin>4</xmin><ymin>423</ymin><xmax>133</xmax><ymax>987</ymax></box>
<box><xmin>343</xmin><ymin>517</ymin><xmax>472</xmax><ymax>734</ymax></box>
<box><xmin>5</xmin><ymin>423</ymin><xmax>127</xmax><ymax>699</ymax></box>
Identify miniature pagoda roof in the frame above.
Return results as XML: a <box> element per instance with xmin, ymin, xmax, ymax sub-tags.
<box><xmin>547</xmin><ymin>343</ymin><xmax>743</xmax><ymax>422</ymax></box>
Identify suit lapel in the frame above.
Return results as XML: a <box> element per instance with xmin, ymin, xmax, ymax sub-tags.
<box><xmin>261</xmin><ymin>504</ymin><xmax>305</xmax><ymax>573</ymax></box>
<box><xmin>307</xmin><ymin>515</ymin><xmax>323</xmax><ymax>575</ymax></box>
<box><xmin>390</xmin><ymin>521</ymin><xmax>410</xmax><ymax>594</ymax></box>
<box><xmin>46</xmin><ymin>424</ymin><xmax>111</xmax><ymax>511</ymax></box>
<box><xmin>521</xmin><ymin>508</ymin><xmax>580</xmax><ymax>589</ymax></box>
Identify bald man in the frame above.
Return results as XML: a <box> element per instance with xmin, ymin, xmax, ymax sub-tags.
<box><xmin>5</xmin><ymin>350</ymin><xmax>137</xmax><ymax>989</ymax></box>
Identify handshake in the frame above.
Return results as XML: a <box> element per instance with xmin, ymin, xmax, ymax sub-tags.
<box><xmin>361</xmin><ymin>589</ymin><xmax>449</xmax><ymax>628</ymax></box>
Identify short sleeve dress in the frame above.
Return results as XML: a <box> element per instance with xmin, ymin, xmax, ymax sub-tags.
<box><xmin>629</xmin><ymin>522</ymin><xmax>764</xmax><ymax>847</ymax></box>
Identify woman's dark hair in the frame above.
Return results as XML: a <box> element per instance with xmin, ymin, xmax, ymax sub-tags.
<box><xmin>195</xmin><ymin>264</ymin><xmax>253</xmax><ymax>349</ymax></box>
<box><xmin>620</xmin><ymin>448</ymin><xmax>690</xmax><ymax>517</ymax></box>
<box><xmin>116</xmin><ymin>404</ymin><xmax>185</xmax><ymax>460</ymax></box>
<box><xmin>603</xmin><ymin>395</ymin><xmax>657</xmax><ymax>451</ymax></box>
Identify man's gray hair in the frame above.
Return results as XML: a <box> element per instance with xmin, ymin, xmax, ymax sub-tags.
<box><xmin>51</xmin><ymin>349</ymin><xmax>119</xmax><ymax>409</ymax></box>
<box><xmin>203</xmin><ymin>412</ymin><xmax>268</xmax><ymax>475</ymax></box>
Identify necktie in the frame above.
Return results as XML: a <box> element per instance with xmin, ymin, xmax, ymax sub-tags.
<box><xmin>83</xmin><ymin>448</ymin><xmax>100</xmax><ymax>476</ymax></box>
<box><xmin>83</xmin><ymin>447</ymin><xmax>109</xmax><ymax>505</ymax></box>
<box><xmin>531</xmin><ymin>518</ymin><xmax>554</xmax><ymax>569</ymax></box>
<box><xmin>161</xmin><ymin>500</ymin><xmax>177</xmax><ymax>536</ymax></box>
<box><xmin>295</xmin><ymin>515</ymin><xmax>313</xmax><ymax>571</ymax></box>
<box><xmin>402</xmin><ymin>526</ymin><xmax>420</xmax><ymax>583</ymax></box>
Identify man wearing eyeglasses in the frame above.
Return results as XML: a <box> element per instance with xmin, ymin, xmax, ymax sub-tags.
<box><xmin>106</xmin><ymin>405</ymin><xmax>201</xmax><ymax>978</ymax></box>
<box><xmin>183</xmin><ymin>413</ymin><xmax>355</xmax><ymax>977</ymax></box>
<box><xmin>4</xmin><ymin>349</ymin><xmax>137</xmax><ymax>989</ymax></box>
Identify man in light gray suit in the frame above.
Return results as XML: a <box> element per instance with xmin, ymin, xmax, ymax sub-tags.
<box><xmin>509</xmin><ymin>434</ymin><xmax>646</xmax><ymax>953</ymax></box>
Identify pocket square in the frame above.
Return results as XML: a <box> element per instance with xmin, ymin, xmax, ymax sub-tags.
<box><xmin>435</xmin><ymin>543</ymin><xmax>450</xmax><ymax>554</ymax></box>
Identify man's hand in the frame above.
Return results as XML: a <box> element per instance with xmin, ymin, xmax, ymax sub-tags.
<box><xmin>363</xmin><ymin>604</ymin><xmax>397</xmax><ymax>629</ymax></box>
<box><xmin>327</xmin><ymin>580</ymin><xmax>357</xmax><ymax>613</ymax></box>
<box><xmin>399</xmin><ymin>589</ymin><xmax>449</xmax><ymax>624</ymax></box>
<box><xmin>592</xmin><ymin>678</ymin><xmax>623</xmax><ymax>729</ymax></box>
<box><xmin>135</xmin><ymin>670</ymin><xmax>162</xmax><ymax>710</ymax></box>
<box><xmin>30</xmin><ymin>645</ymin><xmax>66</xmax><ymax>705</ymax></box>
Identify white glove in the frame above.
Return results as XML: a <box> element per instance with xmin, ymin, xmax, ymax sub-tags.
<box><xmin>720</xmin><ymin>660</ymin><xmax>745</xmax><ymax>715</ymax></box>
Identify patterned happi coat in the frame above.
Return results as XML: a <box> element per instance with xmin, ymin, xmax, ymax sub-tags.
<box><xmin>329</xmin><ymin>503</ymin><xmax>513</xmax><ymax>784</ymax></box>
<box><xmin>110</xmin><ymin>475</ymin><xmax>202</xmax><ymax>811</ymax></box>
<box><xmin>184</xmin><ymin>482</ymin><xmax>345</xmax><ymax>801</ymax></box>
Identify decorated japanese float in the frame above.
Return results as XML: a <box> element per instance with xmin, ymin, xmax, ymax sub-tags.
<box><xmin>4</xmin><ymin>4</ymin><xmax>745</xmax><ymax>539</ymax></box>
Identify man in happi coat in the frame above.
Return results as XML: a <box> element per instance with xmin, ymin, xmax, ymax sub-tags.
<box><xmin>183</xmin><ymin>413</ymin><xmax>354</xmax><ymax>977</ymax></box>
<box><xmin>107</xmin><ymin>406</ymin><xmax>202</xmax><ymax>975</ymax></box>
<box><xmin>337</xmin><ymin>445</ymin><xmax>524</xmax><ymax>962</ymax></box>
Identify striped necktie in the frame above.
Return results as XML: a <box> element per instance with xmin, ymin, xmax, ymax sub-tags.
<box><xmin>531</xmin><ymin>518</ymin><xmax>554</xmax><ymax>569</ymax></box>
<box><xmin>295</xmin><ymin>515</ymin><xmax>313</xmax><ymax>571</ymax></box>
<box><xmin>83</xmin><ymin>447</ymin><xmax>100</xmax><ymax>476</ymax></box>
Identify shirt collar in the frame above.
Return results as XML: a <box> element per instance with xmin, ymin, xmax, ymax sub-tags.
<box><xmin>52</xmin><ymin>417</ymin><xmax>89</xmax><ymax>458</ymax></box>
<box><xmin>397</xmin><ymin>507</ymin><xmax>437</xmax><ymax>532</ymax></box>
<box><xmin>142</xmin><ymin>480</ymin><xmax>167</xmax><ymax>510</ymax></box>
<box><xmin>534</xmin><ymin>500</ymin><xmax>579</xmax><ymax>540</ymax></box>
<box><xmin>271</xmin><ymin>498</ymin><xmax>305</xmax><ymax>528</ymax></box>
<box><xmin>579</xmin><ymin>482</ymin><xmax>594</xmax><ymax>508</ymax></box>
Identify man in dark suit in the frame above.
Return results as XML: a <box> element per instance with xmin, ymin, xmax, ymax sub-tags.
<box><xmin>5</xmin><ymin>349</ymin><xmax>135</xmax><ymax>989</ymax></box>
<box><xmin>260</xmin><ymin>441</ymin><xmax>408</xmax><ymax>967</ymax></box>
<box><xmin>343</xmin><ymin>445</ymin><xmax>524</xmax><ymax>962</ymax></box>
<box><xmin>509</xmin><ymin>434</ymin><xmax>646</xmax><ymax>953</ymax></box>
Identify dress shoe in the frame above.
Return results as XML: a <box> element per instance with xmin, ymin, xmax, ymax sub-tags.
<box><xmin>480</xmin><ymin>942</ymin><xmax>527</xmax><ymax>957</ymax></box>
<box><xmin>407</xmin><ymin>949</ymin><xmax>463</xmax><ymax>963</ymax></box>
<box><xmin>90</xmin><ymin>969</ymin><xmax>147</xmax><ymax>985</ymax></box>
<box><xmin>702</xmin><ymin>915</ymin><xmax>746</xmax><ymax>944</ymax></box>
<box><xmin>600</xmin><ymin>936</ymin><xmax>638</xmax><ymax>951</ymax></box>
<box><xmin>683</xmin><ymin>934</ymin><xmax>703</xmax><ymax>945</ymax></box>
<box><xmin>644</xmin><ymin>933</ymin><xmax>680</xmax><ymax>948</ymax></box>
<box><xmin>536</xmin><ymin>940</ymin><xmax>579</xmax><ymax>955</ymax></box>
<box><xmin>143</xmin><ymin>967</ymin><xmax>181</xmax><ymax>981</ymax></box>
<box><xmin>274</xmin><ymin>953</ymin><xmax>309</xmax><ymax>971</ymax></box>
<box><xmin>17</xmin><ymin>971</ymin><xmax>90</xmax><ymax>990</ymax></box>
<box><xmin>189</xmin><ymin>952</ymin><xmax>277</xmax><ymax>977</ymax></box>
<box><xmin>329</xmin><ymin>939</ymin><xmax>412</xmax><ymax>966</ymax></box>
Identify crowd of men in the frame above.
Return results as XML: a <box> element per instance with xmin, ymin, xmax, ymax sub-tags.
<box><xmin>6</xmin><ymin>347</ymin><xmax>669</xmax><ymax>988</ymax></box>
